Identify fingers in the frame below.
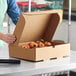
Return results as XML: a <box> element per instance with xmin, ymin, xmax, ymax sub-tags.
<box><xmin>7</xmin><ymin>34</ymin><xmax>15</xmax><ymax>38</ymax></box>
<box><xmin>2</xmin><ymin>34</ymin><xmax>16</xmax><ymax>44</ymax></box>
<box><xmin>7</xmin><ymin>34</ymin><xmax>16</xmax><ymax>43</ymax></box>
<box><xmin>7</xmin><ymin>34</ymin><xmax>16</xmax><ymax>41</ymax></box>
<box><xmin>6</xmin><ymin>38</ymin><xmax>16</xmax><ymax>43</ymax></box>
<box><xmin>5</xmin><ymin>39</ymin><xmax>15</xmax><ymax>44</ymax></box>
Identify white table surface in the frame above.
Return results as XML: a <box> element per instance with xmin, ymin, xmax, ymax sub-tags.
<box><xmin>0</xmin><ymin>45</ymin><xmax>76</xmax><ymax>76</ymax></box>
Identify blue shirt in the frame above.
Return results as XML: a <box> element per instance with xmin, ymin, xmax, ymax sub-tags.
<box><xmin>7</xmin><ymin>0</ymin><xmax>21</xmax><ymax>25</ymax></box>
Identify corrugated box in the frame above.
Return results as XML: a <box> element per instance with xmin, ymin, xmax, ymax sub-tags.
<box><xmin>9</xmin><ymin>9</ymin><xmax>70</xmax><ymax>62</ymax></box>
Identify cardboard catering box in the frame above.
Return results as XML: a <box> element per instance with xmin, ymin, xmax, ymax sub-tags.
<box><xmin>9</xmin><ymin>9</ymin><xmax>70</xmax><ymax>62</ymax></box>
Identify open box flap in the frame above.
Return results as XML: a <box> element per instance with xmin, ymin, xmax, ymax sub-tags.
<box><xmin>12</xmin><ymin>10</ymin><xmax>63</xmax><ymax>45</ymax></box>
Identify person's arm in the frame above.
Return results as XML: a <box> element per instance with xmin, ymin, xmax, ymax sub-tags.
<box><xmin>0</xmin><ymin>33</ymin><xmax>16</xmax><ymax>43</ymax></box>
<box><xmin>7</xmin><ymin>0</ymin><xmax>21</xmax><ymax>25</ymax></box>
<box><xmin>1</xmin><ymin>0</ymin><xmax>21</xmax><ymax>43</ymax></box>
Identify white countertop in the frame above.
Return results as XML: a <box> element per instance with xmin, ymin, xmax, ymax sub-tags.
<box><xmin>0</xmin><ymin>45</ymin><xmax>76</xmax><ymax>76</ymax></box>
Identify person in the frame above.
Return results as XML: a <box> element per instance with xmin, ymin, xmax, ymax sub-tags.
<box><xmin>0</xmin><ymin>0</ymin><xmax>21</xmax><ymax>47</ymax></box>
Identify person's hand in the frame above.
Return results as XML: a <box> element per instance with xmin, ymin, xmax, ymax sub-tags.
<box><xmin>1</xmin><ymin>33</ymin><xmax>16</xmax><ymax>44</ymax></box>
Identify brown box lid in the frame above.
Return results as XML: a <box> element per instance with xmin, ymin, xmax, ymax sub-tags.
<box><xmin>13</xmin><ymin>10</ymin><xmax>63</xmax><ymax>45</ymax></box>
